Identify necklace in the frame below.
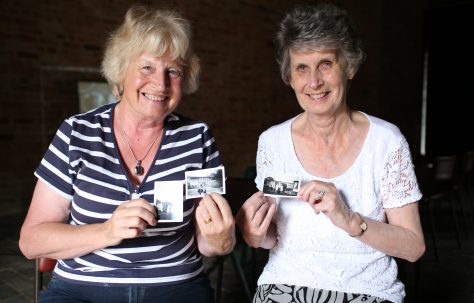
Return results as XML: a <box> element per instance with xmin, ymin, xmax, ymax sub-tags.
<box><xmin>119</xmin><ymin>125</ymin><xmax>161</xmax><ymax>176</ymax></box>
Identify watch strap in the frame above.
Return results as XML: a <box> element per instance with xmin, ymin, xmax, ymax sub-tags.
<box><xmin>349</xmin><ymin>212</ymin><xmax>367</xmax><ymax>237</ymax></box>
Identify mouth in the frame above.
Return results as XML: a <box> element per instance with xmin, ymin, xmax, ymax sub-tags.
<box><xmin>307</xmin><ymin>92</ymin><xmax>329</xmax><ymax>100</ymax></box>
<box><xmin>142</xmin><ymin>93</ymin><xmax>169</xmax><ymax>102</ymax></box>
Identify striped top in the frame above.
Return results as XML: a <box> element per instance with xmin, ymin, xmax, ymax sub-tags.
<box><xmin>35</xmin><ymin>102</ymin><xmax>222</xmax><ymax>285</ymax></box>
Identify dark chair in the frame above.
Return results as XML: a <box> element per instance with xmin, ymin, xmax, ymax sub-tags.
<box><xmin>455</xmin><ymin>150</ymin><xmax>474</xmax><ymax>224</ymax></box>
<box><xmin>34</xmin><ymin>257</ymin><xmax>57</xmax><ymax>303</ymax></box>
<box><xmin>422</xmin><ymin>155</ymin><xmax>463</xmax><ymax>254</ymax></box>
<box><xmin>415</xmin><ymin>158</ymin><xmax>439</xmax><ymax>261</ymax></box>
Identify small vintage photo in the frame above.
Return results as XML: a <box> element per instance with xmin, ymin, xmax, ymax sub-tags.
<box><xmin>185</xmin><ymin>167</ymin><xmax>226</xmax><ymax>199</ymax></box>
<box><xmin>263</xmin><ymin>173</ymin><xmax>300</xmax><ymax>197</ymax></box>
<box><xmin>153</xmin><ymin>180</ymin><xmax>184</xmax><ymax>222</ymax></box>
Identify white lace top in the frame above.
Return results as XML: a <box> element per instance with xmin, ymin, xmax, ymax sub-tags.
<box><xmin>255</xmin><ymin>113</ymin><xmax>422</xmax><ymax>303</ymax></box>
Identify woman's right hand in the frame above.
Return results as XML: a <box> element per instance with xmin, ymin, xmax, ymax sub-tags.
<box><xmin>236</xmin><ymin>191</ymin><xmax>277</xmax><ymax>249</ymax></box>
<box><xmin>20</xmin><ymin>181</ymin><xmax>158</xmax><ymax>260</ymax></box>
<box><xmin>103</xmin><ymin>198</ymin><xmax>157</xmax><ymax>246</ymax></box>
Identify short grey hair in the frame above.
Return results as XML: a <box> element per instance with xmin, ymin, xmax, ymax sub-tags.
<box><xmin>101</xmin><ymin>5</ymin><xmax>200</xmax><ymax>99</ymax></box>
<box><xmin>275</xmin><ymin>3</ymin><xmax>365</xmax><ymax>85</ymax></box>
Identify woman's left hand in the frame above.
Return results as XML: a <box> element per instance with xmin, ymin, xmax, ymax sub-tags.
<box><xmin>298</xmin><ymin>180</ymin><xmax>352</xmax><ymax>230</ymax></box>
<box><xmin>194</xmin><ymin>193</ymin><xmax>236</xmax><ymax>256</ymax></box>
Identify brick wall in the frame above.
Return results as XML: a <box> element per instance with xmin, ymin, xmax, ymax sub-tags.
<box><xmin>0</xmin><ymin>0</ymin><xmax>425</xmax><ymax>214</ymax></box>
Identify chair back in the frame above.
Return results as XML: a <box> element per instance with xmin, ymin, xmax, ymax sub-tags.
<box><xmin>35</xmin><ymin>257</ymin><xmax>57</xmax><ymax>303</ymax></box>
<box><xmin>433</xmin><ymin>155</ymin><xmax>457</xmax><ymax>182</ymax></box>
<box><xmin>462</xmin><ymin>150</ymin><xmax>474</xmax><ymax>174</ymax></box>
<box><xmin>37</xmin><ymin>257</ymin><xmax>57</xmax><ymax>272</ymax></box>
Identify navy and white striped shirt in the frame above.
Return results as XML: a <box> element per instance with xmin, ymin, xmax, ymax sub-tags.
<box><xmin>35</xmin><ymin>102</ymin><xmax>222</xmax><ymax>285</ymax></box>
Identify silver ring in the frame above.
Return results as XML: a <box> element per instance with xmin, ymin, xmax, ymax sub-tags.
<box><xmin>318</xmin><ymin>190</ymin><xmax>325</xmax><ymax>200</ymax></box>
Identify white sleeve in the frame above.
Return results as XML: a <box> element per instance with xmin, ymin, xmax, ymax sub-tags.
<box><xmin>381</xmin><ymin>137</ymin><xmax>422</xmax><ymax>208</ymax></box>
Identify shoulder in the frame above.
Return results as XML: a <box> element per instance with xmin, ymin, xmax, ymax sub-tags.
<box><xmin>364</xmin><ymin>113</ymin><xmax>406</xmax><ymax>147</ymax></box>
<box><xmin>362</xmin><ymin>112</ymin><xmax>413</xmax><ymax>164</ymax></box>
<box><xmin>66</xmin><ymin>103</ymin><xmax>114</xmax><ymax>126</ymax></box>
<box><xmin>165</xmin><ymin>113</ymin><xmax>214</xmax><ymax>137</ymax></box>
<box><xmin>56</xmin><ymin>103</ymin><xmax>115</xmax><ymax>137</ymax></box>
<box><xmin>259</xmin><ymin>116</ymin><xmax>296</xmax><ymax>142</ymax></box>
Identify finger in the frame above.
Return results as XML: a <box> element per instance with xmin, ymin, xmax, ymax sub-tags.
<box><xmin>259</xmin><ymin>202</ymin><xmax>276</xmax><ymax>231</ymax></box>
<box><xmin>116</xmin><ymin>202</ymin><xmax>157</xmax><ymax>226</ymax></box>
<box><xmin>195</xmin><ymin>200</ymin><xmax>212</xmax><ymax>224</ymax></box>
<box><xmin>246</xmin><ymin>192</ymin><xmax>268</xmax><ymax>220</ymax></box>
<box><xmin>123</xmin><ymin>198</ymin><xmax>156</xmax><ymax>212</ymax></box>
<box><xmin>308</xmin><ymin>190</ymin><xmax>324</xmax><ymax>205</ymax></box>
<box><xmin>126</xmin><ymin>216</ymin><xmax>150</xmax><ymax>231</ymax></box>
<box><xmin>298</xmin><ymin>182</ymin><xmax>315</xmax><ymax>201</ymax></box>
<box><xmin>253</xmin><ymin>200</ymin><xmax>275</xmax><ymax>228</ymax></box>
<box><xmin>209</xmin><ymin>193</ymin><xmax>233</xmax><ymax>219</ymax></box>
<box><xmin>200</xmin><ymin>194</ymin><xmax>225</xmax><ymax>224</ymax></box>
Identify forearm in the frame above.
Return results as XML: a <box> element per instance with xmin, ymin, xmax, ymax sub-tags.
<box><xmin>19</xmin><ymin>222</ymin><xmax>112</xmax><ymax>260</ymax></box>
<box><xmin>348</xmin><ymin>215</ymin><xmax>425</xmax><ymax>262</ymax></box>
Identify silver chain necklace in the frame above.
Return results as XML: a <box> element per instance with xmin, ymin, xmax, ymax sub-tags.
<box><xmin>119</xmin><ymin>124</ymin><xmax>161</xmax><ymax>176</ymax></box>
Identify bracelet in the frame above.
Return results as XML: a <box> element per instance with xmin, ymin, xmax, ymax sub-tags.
<box><xmin>349</xmin><ymin>212</ymin><xmax>368</xmax><ymax>237</ymax></box>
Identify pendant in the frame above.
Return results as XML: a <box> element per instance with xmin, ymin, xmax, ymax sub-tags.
<box><xmin>134</xmin><ymin>160</ymin><xmax>144</xmax><ymax>175</ymax></box>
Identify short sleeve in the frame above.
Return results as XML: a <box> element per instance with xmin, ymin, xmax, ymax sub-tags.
<box><xmin>34</xmin><ymin>119</ymin><xmax>75</xmax><ymax>200</ymax></box>
<box><xmin>201</xmin><ymin>123</ymin><xmax>223</xmax><ymax>168</ymax></box>
<box><xmin>381</xmin><ymin>137</ymin><xmax>422</xmax><ymax>208</ymax></box>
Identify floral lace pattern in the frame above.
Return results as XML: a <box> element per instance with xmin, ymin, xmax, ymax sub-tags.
<box><xmin>253</xmin><ymin>113</ymin><xmax>421</xmax><ymax>303</ymax></box>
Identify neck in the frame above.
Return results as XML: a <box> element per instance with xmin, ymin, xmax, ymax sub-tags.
<box><xmin>114</xmin><ymin>102</ymin><xmax>164</xmax><ymax>177</ymax></box>
<box><xmin>115</xmin><ymin>102</ymin><xmax>165</xmax><ymax>140</ymax></box>
<box><xmin>302</xmin><ymin>108</ymin><xmax>353</xmax><ymax>141</ymax></box>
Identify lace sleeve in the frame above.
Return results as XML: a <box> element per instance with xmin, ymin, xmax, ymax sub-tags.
<box><xmin>381</xmin><ymin>137</ymin><xmax>422</xmax><ymax>208</ymax></box>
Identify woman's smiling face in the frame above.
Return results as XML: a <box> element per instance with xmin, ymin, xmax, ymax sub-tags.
<box><xmin>121</xmin><ymin>52</ymin><xmax>184</xmax><ymax>122</ymax></box>
<box><xmin>288</xmin><ymin>48</ymin><xmax>353</xmax><ymax>116</ymax></box>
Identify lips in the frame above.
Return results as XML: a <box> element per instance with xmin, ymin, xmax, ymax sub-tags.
<box><xmin>142</xmin><ymin>93</ymin><xmax>169</xmax><ymax>102</ymax></box>
<box><xmin>307</xmin><ymin>92</ymin><xmax>329</xmax><ymax>100</ymax></box>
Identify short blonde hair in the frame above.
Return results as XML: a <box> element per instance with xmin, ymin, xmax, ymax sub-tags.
<box><xmin>102</xmin><ymin>5</ymin><xmax>200</xmax><ymax>99</ymax></box>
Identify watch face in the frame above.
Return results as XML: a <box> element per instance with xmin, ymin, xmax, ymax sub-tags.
<box><xmin>361</xmin><ymin>222</ymin><xmax>368</xmax><ymax>231</ymax></box>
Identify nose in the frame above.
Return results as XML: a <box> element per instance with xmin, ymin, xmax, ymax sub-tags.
<box><xmin>308</xmin><ymin>69</ymin><xmax>322</xmax><ymax>89</ymax></box>
<box><xmin>149</xmin><ymin>69</ymin><xmax>170</xmax><ymax>90</ymax></box>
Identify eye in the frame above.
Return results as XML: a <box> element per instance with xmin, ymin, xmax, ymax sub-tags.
<box><xmin>139</xmin><ymin>65</ymin><xmax>155</xmax><ymax>75</ymax></box>
<box><xmin>319</xmin><ymin>60</ymin><xmax>333</xmax><ymax>71</ymax></box>
<box><xmin>296</xmin><ymin>64</ymin><xmax>308</xmax><ymax>72</ymax></box>
<box><xmin>168</xmin><ymin>68</ymin><xmax>182</xmax><ymax>79</ymax></box>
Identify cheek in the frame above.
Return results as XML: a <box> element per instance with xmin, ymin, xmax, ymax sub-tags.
<box><xmin>171</xmin><ymin>81</ymin><xmax>184</xmax><ymax>96</ymax></box>
<box><xmin>289</xmin><ymin>76</ymin><xmax>305</xmax><ymax>92</ymax></box>
<box><xmin>124</xmin><ymin>73</ymin><xmax>147</xmax><ymax>90</ymax></box>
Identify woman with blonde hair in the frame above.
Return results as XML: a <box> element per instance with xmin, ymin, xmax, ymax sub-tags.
<box><xmin>20</xmin><ymin>5</ymin><xmax>235</xmax><ymax>303</ymax></box>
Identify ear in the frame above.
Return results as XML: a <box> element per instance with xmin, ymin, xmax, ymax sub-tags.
<box><xmin>288</xmin><ymin>75</ymin><xmax>295</xmax><ymax>89</ymax></box>
<box><xmin>347</xmin><ymin>65</ymin><xmax>356</xmax><ymax>80</ymax></box>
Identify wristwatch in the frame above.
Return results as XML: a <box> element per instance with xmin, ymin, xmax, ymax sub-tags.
<box><xmin>349</xmin><ymin>212</ymin><xmax>367</xmax><ymax>237</ymax></box>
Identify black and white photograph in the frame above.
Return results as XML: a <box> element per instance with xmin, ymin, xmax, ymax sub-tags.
<box><xmin>153</xmin><ymin>180</ymin><xmax>184</xmax><ymax>222</ymax></box>
<box><xmin>263</xmin><ymin>173</ymin><xmax>300</xmax><ymax>197</ymax></box>
<box><xmin>185</xmin><ymin>167</ymin><xmax>226</xmax><ymax>199</ymax></box>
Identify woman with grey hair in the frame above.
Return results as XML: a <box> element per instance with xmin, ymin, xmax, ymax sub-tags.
<box><xmin>20</xmin><ymin>5</ymin><xmax>234</xmax><ymax>303</ymax></box>
<box><xmin>237</xmin><ymin>3</ymin><xmax>424</xmax><ymax>303</ymax></box>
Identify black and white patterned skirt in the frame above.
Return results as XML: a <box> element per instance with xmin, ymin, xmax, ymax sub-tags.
<box><xmin>253</xmin><ymin>284</ymin><xmax>394</xmax><ymax>303</ymax></box>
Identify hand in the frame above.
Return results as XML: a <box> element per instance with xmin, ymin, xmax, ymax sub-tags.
<box><xmin>103</xmin><ymin>198</ymin><xmax>157</xmax><ymax>246</ymax></box>
<box><xmin>236</xmin><ymin>191</ymin><xmax>276</xmax><ymax>248</ymax></box>
<box><xmin>195</xmin><ymin>193</ymin><xmax>235</xmax><ymax>255</ymax></box>
<box><xmin>298</xmin><ymin>181</ymin><xmax>352</xmax><ymax>229</ymax></box>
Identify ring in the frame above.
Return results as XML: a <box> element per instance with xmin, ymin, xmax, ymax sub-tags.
<box><xmin>317</xmin><ymin>190</ymin><xmax>326</xmax><ymax>200</ymax></box>
<box><xmin>204</xmin><ymin>217</ymin><xmax>213</xmax><ymax>224</ymax></box>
